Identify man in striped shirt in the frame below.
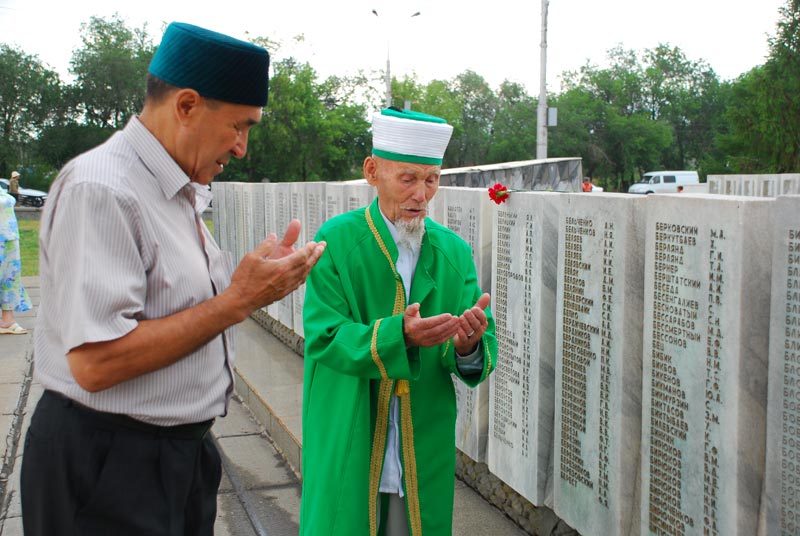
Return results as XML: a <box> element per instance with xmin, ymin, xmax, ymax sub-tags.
<box><xmin>20</xmin><ymin>22</ymin><xmax>325</xmax><ymax>535</ymax></box>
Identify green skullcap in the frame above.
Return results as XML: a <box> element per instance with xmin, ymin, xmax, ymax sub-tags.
<box><xmin>148</xmin><ymin>22</ymin><xmax>270</xmax><ymax>107</ymax></box>
<box><xmin>372</xmin><ymin>107</ymin><xmax>453</xmax><ymax>165</ymax></box>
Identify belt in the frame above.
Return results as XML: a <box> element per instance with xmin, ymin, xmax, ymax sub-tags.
<box><xmin>44</xmin><ymin>390</ymin><xmax>214</xmax><ymax>440</ymax></box>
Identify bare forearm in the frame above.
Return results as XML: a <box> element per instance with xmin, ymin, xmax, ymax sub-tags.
<box><xmin>67</xmin><ymin>226</ymin><xmax>326</xmax><ymax>393</ymax></box>
<box><xmin>67</xmin><ymin>290</ymin><xmax>246</xmax><ymax>392</ymax></box>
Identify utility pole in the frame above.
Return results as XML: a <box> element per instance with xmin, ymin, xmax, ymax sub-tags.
<box><xmin>373</xmin><ymin>10</ymin><xmax>421</xmax><ymax>109</ymax></box>
<box><xmin>536</xmin><ymin>0</ymin><xmax>550</xmax><ymax>160</ymax></box>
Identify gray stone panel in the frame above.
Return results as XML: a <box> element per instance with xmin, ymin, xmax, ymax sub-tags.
<box><xmin>440</xmin><ymin>187</ymin><xmax>494</xmax><ymax>463</ymax></box>
<box><xmin>640</xmin><ymin>194</ymin><xmax>771</xmax><ymax>536</ymax></box>
<box><xmin>294</xmin><ymin>182</ymin><xmax>328</xmax><ymax>339</ymax></box>
<box><xmin>487</xmin><ymin>191</ymin><xmax>560</xmax><ymax>506</ymax></box>
<box><xmin>211</xmin><ymin>182</ymin><xmax>228</xmax><ymax>251</ymax></box>
<box><xmin>344</xmin><ymin>181</ymin><xmax>374</xmax><ymax>212</ymax></box>
<box><xmin>553</xmin><ymin>193</ymin><xmax>646</xmax><ymax>536</ymax></box>
<box><xmin>212</xmin><ymin>181</ymin><xmax>226</xmax><ymax>249</ymax></box>
<box><xmin>242</xmin><ymin>184</ymin><xmax>256</xmax><ymax>254</ymax></box>
<box><xmin>290</xmin><ymin>183</ymin><xmax>306</xmax><ymax>338</ymax></box>
<box><xmin>262</xmin><ymin>184</ymin><xmax>277</xmax><ymax>317</ymax></box>
<box><xmin>252</xmin><ymin>183</ymin><xmax>266</xmax><ymax>250</ymax></box>
<box><xmin>224</xmin><ymin>183</ymin><xmax>237</xmax><ymax>260</ymax></box>
<box><xmin>741</xmin><ymin>176</ymin><xmax>756</xmax><ymax>197</ymax></box>
<box><xmin>274</xmin><ymin>183</ymin><xmax>294</xmax><ymax>330</ymax></box>
<box><xmin>707</xmin><ymin>176</ymin><xmax>722</xmax><ymax>195</ymax></box>
<box><xmin>233</xmin><ymin>183</ymin><xmax>247</xmax><ymax>265</ymax></box>
<box><xmin>304</xmin><ymin>183</ymin><xmax>328</xmax><ymax>243</ymax></box>
<box><xmin>440</xmin><ymin>158</ymin><xmax>582</xmax><ymax>192</ymax></box>
<box><xmin>428</xmin><ymin>192</ymin><xmax>445</xmax><ymax>224</ymax></box>
<box><xmin>778</xmin><ymin>174</ymin><xmax>800</xmax><ymax>196</ymax></box>
<box><xmin>326</xmin><ymin>182</ymin><xmax>345</xmax><ymax>219</ymax></box>
<box><xmin>758</xmin><ymin>176</ymin><xmax>778</xmax><ymax>197</ymax></box>
<box><xmin>763</xmin><ymin>195</ymin><xmax>800</xmax><ymax>536</ymax></box>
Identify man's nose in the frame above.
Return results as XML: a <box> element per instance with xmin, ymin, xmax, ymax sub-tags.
<box><xmin>410</xmin><ymin>182</ymin><xmax>427</xmax><ymax>202</ymax></box>
<box><xmin>232</xmin><ymin>131</ymin><xmax>248</xmax><ymax>158</ymax></box>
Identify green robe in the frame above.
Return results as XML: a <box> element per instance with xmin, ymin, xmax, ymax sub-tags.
<box><xmin>300</xmin><ymin>198</ymin><xmax>497</xmax><ymax>536</ymax></box>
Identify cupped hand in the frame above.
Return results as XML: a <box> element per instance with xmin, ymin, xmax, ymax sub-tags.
<box><xmin>454</xmin><ymin>293</ymin><xmax>491</xmax><ymax>354</ymax></box>
<box><xmin>227</xmin><ymin>219</ymin><xmax>326</xmax><ymax>319</ymax></box>
<box><xmin>402</xmin><ymin>302</ymin><xmax>459</xmax><ymax>348</ymax></box>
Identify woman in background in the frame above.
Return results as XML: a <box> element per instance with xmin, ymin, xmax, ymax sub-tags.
<box><xmin>0</xmin><ymin>186</ymin><xmax>31</xmax><ymax>334</ymax></box>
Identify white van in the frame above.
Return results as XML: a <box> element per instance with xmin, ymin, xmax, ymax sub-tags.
<box><xmin>628</xmin><ymin>170</ymin><xmax>699</xmax><ymax>194</ymax></box>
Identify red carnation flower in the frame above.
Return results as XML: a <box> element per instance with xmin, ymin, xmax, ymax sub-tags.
<box><xmin>488</xmin><ymin>183</ymin><xmax>511</xmax><ymax>204</ymax></box>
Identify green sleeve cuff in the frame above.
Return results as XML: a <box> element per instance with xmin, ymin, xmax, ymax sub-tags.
<box><xmin>375</xmin><ymin>314</ymin><xmax>421</xmax><ymax>380</ymax></box>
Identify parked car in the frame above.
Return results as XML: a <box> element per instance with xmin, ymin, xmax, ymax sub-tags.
<box><xmin>627</xmin><ymin>170</ymin><xmax>699</xmax><ymax>194</ymax></box>
<box><xmin>0</xmin><ymin>178</ymin><xmax>48</xmax><ymax>207</ymax></box>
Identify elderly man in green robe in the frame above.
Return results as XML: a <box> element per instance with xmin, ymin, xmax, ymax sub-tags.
<box><xmin>300</xmin><ymin>108</ymin><xmax>498</xmax><ymax>536</ymax></box>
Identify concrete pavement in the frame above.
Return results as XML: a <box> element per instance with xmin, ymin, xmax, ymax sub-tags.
<box><xmin>0</xmin><ymin>277</ymin><xmax>527</xmax><ymax>535</ymax></box>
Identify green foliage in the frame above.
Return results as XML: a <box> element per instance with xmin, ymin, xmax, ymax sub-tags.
<box><xmin>36</xmin><ymin>123</ymin><xmax>114</xmax><ymax>172</ymax></box>
<box><xmin>3</xmin><ymin>6</ymin><xmax>800</xmax><ymax>193</ymax></box>
<box><xmin>549</xmin><ymin>86</ymin><xmax>611</xmax><ymax>176</ymax></box>
<box><xmin>0</xmin><ymin>44</ymin><xmax>62</xmax><ymax>175</ymax></box>
<box><xmin>488</xmin><ymin>81</ymin><xmax>538</xmax><ymax>163</ymax></box>
<box><xmin>227</xmin><ymin>58</ymin><xmax>370</xmax><ymax>183</ymax></box>
<box><xmin>449</xmin><ymin>71</ymin><xmax>497</xmax><ymax>167</ymax></box>
<box><xmin>69</xmin><ymin>15</ymin><xmax>155</xmax><ymax>130</ymax></box>
<box><xmin>723</xmin><ymin>0</ymin><xmax>800</xmax><ymax>172</ymax></box>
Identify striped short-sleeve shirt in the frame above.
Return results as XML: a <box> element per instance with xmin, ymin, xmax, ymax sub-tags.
<box><xmin>34</xmin><ymin>117</ymin><xmax>236</xmax><ymax>426</ymax></box>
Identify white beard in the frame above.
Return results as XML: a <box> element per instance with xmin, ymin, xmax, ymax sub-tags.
<box><xmin>396</xmin><ymin>216</ymin><xmax>426</xmax><ymax>252</ymax></box>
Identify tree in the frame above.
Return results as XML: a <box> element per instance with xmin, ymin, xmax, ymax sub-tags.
<box><xmin>548</xmin><ymin>85</ymin><xmax>612</xmax><ymax>179</ymax></box>
<box><xmin>36</xmin><ymin>123</ymin><xmax>113</xmax><ymax>171</ymax></box>
<box><xmin>449</xmin><ymin>71</ymin><xmax>497</xmax><ymax>167</ymax></box>
<box><xmin>315</xmin><ymin>73</ymin><xmax>371</xmax><ymax>179</ymax></box>
<box><xmin>641</xmin><ymin>44</ymin><xmax>718</xmax><ymax>170</ymax></box>
<box><xmin>560</xmin><ymin>51</ymin><xmax>673</xmax><ymax>187</ymax></box>
<box><xmin>0</xmin><ymin>44</ymin><xmax>62</xmax><ymax>174</ymax></box>
<box><xmin>233</xmin><ymin>58</ymin><xmax>369</xmax><ymax>183</ymax></box>
<box><xmin>392</xmin><ymin>75</ymin><xmax>424</xmax><ymax>110</ymax></box>
<box><xmin>488</xmin><ymin>81</ymin><xmax>537</xmax><ymax>164</ymax></box>
<box><xmin>724</xmin><ymin>0</ymin><xmax>800</xmax><ymax>172</ymax></box>
<box><xmin>69</xmin><ymin>15</ymin><xmax>156</xmax><ymax>130</ymax></box>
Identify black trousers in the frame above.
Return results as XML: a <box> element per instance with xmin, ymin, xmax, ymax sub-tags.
<box><xmin>21</xmin><ymin>390</ymin><xmax>221</xmax><ymax>536</ymax></box>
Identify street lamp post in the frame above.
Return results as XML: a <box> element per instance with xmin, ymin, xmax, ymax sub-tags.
<box><xmin>536</xmin><ymin>0</ymin><xmax>550</xmax><ymax>159</ymax></box>
<box><xmin>372</xmin><ymin>9</ymin><xmax>421</xmax><ymax>109</ymax></box>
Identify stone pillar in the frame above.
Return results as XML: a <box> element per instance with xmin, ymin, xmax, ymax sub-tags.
<box><xmin>488</xmin><ymin>191</ymin><xmax>560</xmax><ymax>506</ymax></box>
<box><xmin>640</xmin><ymin>194</ymin><xmax>771</xmax><ymax>536</ymax></box>
<box><xmin>553</xmin><ymin>193</ymin><xmax>646</xmax><ymax>535</ymax></box>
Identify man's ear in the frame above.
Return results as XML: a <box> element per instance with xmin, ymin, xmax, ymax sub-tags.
<box><xmin>175</xmin><ymin>89</ymin><xmax>202</xmax><ymax>125</ymax></box>
<box><xmin>363</xmin><ymin>156</ymin><xmax>379</xmax><ymax>185</ymax></box>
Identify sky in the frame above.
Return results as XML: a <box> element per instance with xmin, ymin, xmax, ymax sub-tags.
<box><xmin>0</xmin><ymin>0</ymin><xmax>787</xmax><ymax>97</ymax></box>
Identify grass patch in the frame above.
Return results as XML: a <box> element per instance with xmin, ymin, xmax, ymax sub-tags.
<box><xmin>19</xmin><ymin>220</ymin><xmax>39</xmax><ymax>277</ymax></box>
<box><xmin>16</xmin><ymin>219</ymin><xmax>215</xmax><ymax>278</ymax></box>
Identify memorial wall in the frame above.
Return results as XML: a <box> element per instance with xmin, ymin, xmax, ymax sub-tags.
<box><xmin>640</xmin><ymin>195</ymin><xmax>771</xmax><ymax>536</ymax></box>
<box><xmin>764</xmin><ymin>195</ymin><xmax>800</xmax><ymax>536</ymax></box>
<box><xmin>211</xmin><ymin>180</ymin><xmax>799</xmax><ymax>535</ymax></box>
<box><xmin>274</xmin><ymin>183</ymin><xmax>294</xmax><ymax>330</ymax></box>
<box><xmin>553</xmin><ymin>193</ymin><xmax>645</xmax><ymax>536</ymax></box>
<box><xmin>440</xmin><ymin>157</ymin><xmax>582</xmax><ymax>192</ymax></box>
<box><xmin>707</xmin><ymin>174</ymin><xmax>800</xmax><ymax>197</ymax></box>
<box><xmin>437</xmin><ymin>187</ymin><xmax>494</xmax><ymax>462</ymax></box>
<box><xmin>487</xmin><ymin>191</ymin><xmax>560</xmax><ymax>506</ymax></box>
<box><xmin>293</xmin><ymin>182</ymin><xmax>327</xmax><ymax>338</ymax></box>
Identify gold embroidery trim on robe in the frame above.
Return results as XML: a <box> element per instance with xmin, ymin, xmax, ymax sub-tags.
<box><xmin>364</xmin><ymin>206</ymin><xmax>423</xmax><ymax>534</ymax></box>
<box><xmin>368</xmin><ymin>378</ymin><xmax>395</xmax><ymax>535</ymax></box>
<box><xmin>483</xmin><ymin>337</ymin><xmax>494</xmax><ymax>375</ymax></box>
<box><xmin>366</xmin><ymin>208</ymin><xmax>406</xmax><ymax>316</ymax></box>
<box><xmin>400</xmin><ymin>393</ymin><xmax>422</xmax><ymax>535</ymax></box>
<box><xmin>371</xmin><ymin>320</ymin><xmax>389</xmax><ymax>380</ymax></box>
